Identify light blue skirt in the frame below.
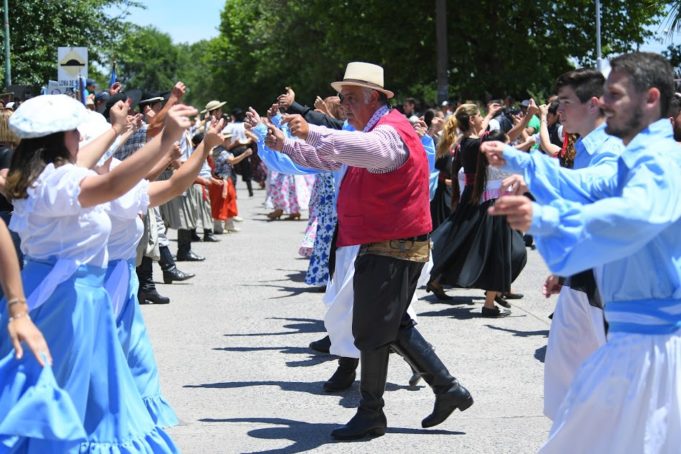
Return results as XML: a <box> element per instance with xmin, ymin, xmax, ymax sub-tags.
<box><xmin>105</xmin><ymin>260</ymin><xmax>178</xmax><ymax>428</ymax></box>
<box><xmin>0</xmin><ymin>259</ymin><xmax>179</xmax><ymax>453</ymax></box>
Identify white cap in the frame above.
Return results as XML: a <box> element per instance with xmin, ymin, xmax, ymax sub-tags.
<box><xmin>10</xmin><ymin>95</ymin><xmax>89</xmax><ymax>139</ymax></box>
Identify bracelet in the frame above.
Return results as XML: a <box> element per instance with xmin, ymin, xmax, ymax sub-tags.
<box><xmin>7</xmin><ymin>298</ymin><xmax>27</xmax><ymax>308</ymax></box>
<box><xmin>8</xmin><ymin>312</ymin><xmax>30</xmax><ymax>323</ymax></box>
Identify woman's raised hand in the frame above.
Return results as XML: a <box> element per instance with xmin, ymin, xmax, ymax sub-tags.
<box><xmin>162</xmin><ymin>104</ymin><xmax>198</xmax><ymax>144</ymax></box>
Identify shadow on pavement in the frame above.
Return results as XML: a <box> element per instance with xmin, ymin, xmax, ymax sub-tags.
<box><xmin>184</xmin><ymin>381</ymin><xmax>420</xmax><ymax>407</ymax></box>
<box><xmin>485</xmin><ymin>325</ymin><xmax>549</xmax><ymax>338</ymax></box>
<box><xmin>213</xmin><ymin>345</ymin><xmax>335</xmax><ymax>367</ymax></box>
<box><xmin>197</xmin><ymin>417</ymin><xmax>463</xmax><ymax>453</ymax></box>
<box><xmin>419</xmin><ymin>295</ymin><xmax>483</xmax><ymax>305</ymax></box>
<box><xmin>534</xmin><ymin>345</ymin><xmax>547</xmax><ymax>363</ymax></box>
<box><xmin>242</xmin><ymin>283</ymin><xmax>321</xmax><ymax>298</ymax></box>
<box><xmin>417</xmin><ymin>306</ymin><xmax>483</xmax><ymax>320</ymax></box>
<box><xmin>223</xmin><ymin>317</ymin><xmax>325</xmax><ymax>337</ymax></box>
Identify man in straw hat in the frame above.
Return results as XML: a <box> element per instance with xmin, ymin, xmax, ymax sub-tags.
<box><xmin>262</xmin><ymin>62</ymin><xmax>473</xmax><ymax>440</ymax></box>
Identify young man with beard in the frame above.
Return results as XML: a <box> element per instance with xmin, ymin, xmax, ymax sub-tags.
<box><xmin>483</xmin><ymin>52</ymin><xmax>681</xmax><ymax>453</ymax></box>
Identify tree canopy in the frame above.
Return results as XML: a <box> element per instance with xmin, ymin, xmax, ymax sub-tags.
<box><xmin>0</xmin><ymin>0</ymin><xmax>671</xmax><ymax>109</ymax></box>
<box><xmin>0</xmin><ymin>0</ymin><xmax>141</xmax><ymax>87</ymax></box>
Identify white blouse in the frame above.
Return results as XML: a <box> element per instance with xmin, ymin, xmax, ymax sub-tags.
<box><xmin>105</xmin><ymin>160</ymin><xmax>150</xmax><ymax>262</ymax></box>
<box><xmin>10</xmin><ymin>163</ymin><xmax>111</xmax><ymax>268</ymax></box>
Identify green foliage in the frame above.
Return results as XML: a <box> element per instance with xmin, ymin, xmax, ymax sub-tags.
<box><xmin>192</xmin><ymin>0</ymin><xmax>665</xmax><ymax>111</ymax></box>
<box><xmin>0</xmin><ymin>0</ymin><xmax>141</xmax><ymax>87</ymax></box>
<box><xmin>109</xmin><ymin>24</ymin><xmax>180</xmax><ymax>92</ymax></box>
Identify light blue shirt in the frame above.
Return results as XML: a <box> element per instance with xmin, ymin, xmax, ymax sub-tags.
<box><xmin>254</xmin><ymin>119</ymin><xmax>437</xmax><ymax>200</ymax></box>
<box><xmin>512</xmin><ymin>119</ymin><xmax>681</xmax><ymax>334</ymax></box>
<box><xmin>501</xmin><ymin>122</ymin><xmax>623</xmax><ymax>206</ymax></box>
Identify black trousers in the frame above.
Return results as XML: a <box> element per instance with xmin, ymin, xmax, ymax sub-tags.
<box><xmin>352</xmin><ymin>254</ymin><xmax>424</xmax><ymax>351</ymax></box>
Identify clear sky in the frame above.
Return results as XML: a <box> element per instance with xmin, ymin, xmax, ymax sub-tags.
<box><xmin>109</xmin><ymin>0</ymin><xmax>224</xmax><ymax>44</ymax></box>
<box><xmin>115</xmin><ymin>0</ymin><xmax>679</xmax><ymax>53</ymax></box>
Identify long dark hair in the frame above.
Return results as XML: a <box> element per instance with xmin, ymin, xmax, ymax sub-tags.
<box><xmin>6</xmin><ymin>132</ymin><xmax>71</xmax><ymax>199</ymax></box>
<box><xmin>470</xmin><ymin>130</ymin><xmax>508</xmax><ymax>205</ymax></box>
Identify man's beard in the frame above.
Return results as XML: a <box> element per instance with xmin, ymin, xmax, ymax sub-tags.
<box><xmin>605</xmin><ymin>105</ymin><xmax>644</xmax><ymax>139</ymax></box>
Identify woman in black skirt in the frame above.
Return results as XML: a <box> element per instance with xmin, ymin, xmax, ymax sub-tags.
<box><xmin>429</xmin><ymin>104</ymin><xmax>527</xmax><ymax>317</ymax></box>
<box><xmin>429</xmin><ymin>115</ymin><xmax>457</xmax><ymax>230</ymax></box>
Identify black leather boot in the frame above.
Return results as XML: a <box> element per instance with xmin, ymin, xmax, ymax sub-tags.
<box><xmin>331</xmin><ymin>347</ymin><xmax>389</xmax><ymax>440</ymax></box>
<box><xmin>177</xmin><ymin>229</ymin><xmax>205</xmax><ymax>262</ymax></box>
<box><xmin>137</xmin><ymin>257</ymin><xmax>170</xmax><ymax>304</ymax></box>
<box><xmin>138</xmin><ymin>288</ymin><xmax>170</xmax><ymax>305</ymax></box>
<box><xmin>159</xmin><ymin>245</ymin><xmax>195</xmax><ymax>284</ymax></box>
<box><xmin>393</xmin><ymin>325</ymin><xmax>473</xmax><ymax>428</ymax></box>
<box><xmin>324</xmin><ymin>357</ymin><xmax>358</xmax><ymax>392</ymax></box>
<box><xmin>190</xmin><ymin>229</ymin><xmax>202</xmax><ymax>242</ymax></box>
<box><xmin>203</xmin><ymin>229</ymin><xmax>220</xmax><ymax>242</ymax></box>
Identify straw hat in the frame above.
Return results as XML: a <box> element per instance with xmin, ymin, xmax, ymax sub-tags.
<box><xmin>330</xmin><ymin>62</ymin><xmax>394</xmax><ymax>99</ymax></box>
<box><xmin>201</xmin><ymin>100</ymin><xmax>226</xmax><ymax>114</ymax></box>
<box><xmin>10</xmin><ymin>95</ymin><xmax>89</xmax><ymax>139</ymax></box>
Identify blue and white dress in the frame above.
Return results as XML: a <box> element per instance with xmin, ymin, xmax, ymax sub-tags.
<box><xmin>104</xmin><ymin>160</ymin><xmax>178</xmax><ymax>428</ymax></box>
<box><xmin>0</xmin><ymin>163</ymin><xmax>178</xmax><ymax>453</ymax></box>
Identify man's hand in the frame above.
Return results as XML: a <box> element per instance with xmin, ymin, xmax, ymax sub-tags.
<box><xmin>170</xmin><ymin>81</ymin><xmax>187</xmax><ymax>102</ymax></box>
<box><xmin>501</xmin><ymin>174</ymin><xmax>528</xmax><ymax>195</ymax></box>
<box><xmin>543</xmin><ymin>275</ymin><xmax>562</xmax><ymax>298</ymax></box>
<box><xmin>109</xmin><ymin>100</ymin><xmax>130</xmax><ymax>134</ymax></box>
<box><xmin>245</xmin><ymin>107</ymin><xmax>262</xmax><ymax>130</ymax></box>
<box><xmin>264</xmin><ymin>120</ymin><xmax>285</xmax><ymax>151</ymax></box>
<box><xmin>413</xmin><ymin>118</ymin><xmax>428</xmax><ymax>137</ymax></box>
<box><xmin>282</xmin><ymin>114</ymin><xmax>309</xmax><ymax>140</ymax></box>
<box><xmin>277</xmin><ymin>86</ymin><xmax>295</xmax><ymax>111</ymax></box>
<box><xmin>527</xmin><ymin>98</ymin><xmax>540</xmax><ymax>117</ymax></box>
<box><xmin>162</xmin><ymin>104</ymin><xmax>198</xmax><ymax>144</ymax></box>
<box><xmin>204</xmin><ymin>117</ymin><xmax>226</xmax><ymax>149</ymax></box>
<box><xmin>109</xmin><ymin>81</ymin><xmax>122</xmax><ymax>95</ymax></box>
<box><xmin>480</xmin><ymin>140</ymin><xmax>507</xmax><ymax>167</ymax></box>
<box><xmin>488</xmin><ymin>195</ymin><xmax>533</xmax><ymax>231</ymax></box>
<box><xmin>486</xmin><ymin>102</ymin><xmax>503</xmax><ymax>118</ymax></box>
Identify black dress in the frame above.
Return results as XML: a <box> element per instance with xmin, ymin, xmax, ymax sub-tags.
<box><xmin>429</xmin><ymin>153</ymin><xmax>454</xmax><ymax>230</ymax></box>
<box><xmin>430</xmin><ymin>137</ymin><xmax>526</xmax><ymax>292</ymax></box>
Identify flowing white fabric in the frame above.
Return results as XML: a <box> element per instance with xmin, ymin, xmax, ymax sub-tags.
<box><xmin>540</xmin><ymin>332</ymin><xmax>681</xmax><ymax>454</ymax></box>
<box><xmin>543</xmin><ymin>286</ymin><xmax>606</xmax><ymax>420</ymax></box>
<box><xmin>323</xmin><ymin>246</ymin><xmax>421</xmax><ymax>359</ymax></box>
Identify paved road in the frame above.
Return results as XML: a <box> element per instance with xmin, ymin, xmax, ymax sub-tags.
<box><xmin>143</xmin><ymin>186</ymin><xmax>553</xmax><ymax>453</ymax></box>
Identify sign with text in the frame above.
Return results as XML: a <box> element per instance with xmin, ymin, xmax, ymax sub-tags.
<box><xmin>47</xmin><ymin>80</ymin><xmax>78</xmax><ymax>96</ymax></box>
<box><xmin>58</xmin><ymin>47</ymin><xmax>88</xmax><ymax>81</ymax></box>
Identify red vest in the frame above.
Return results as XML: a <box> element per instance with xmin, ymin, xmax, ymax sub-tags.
<box><xmin>336</xmin><ymin>109</ymin><xmax>432</xmax><ymax>247</ymax></box>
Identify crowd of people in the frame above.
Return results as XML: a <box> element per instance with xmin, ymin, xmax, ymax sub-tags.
<box><xmin>0</xmin><ymin>50</ymin><xmax>680</xmax><ymax>452</ymax></box>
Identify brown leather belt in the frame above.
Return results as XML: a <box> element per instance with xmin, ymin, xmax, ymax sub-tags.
<box><xmin>359</xmin><ymin>237</ymin><xmax>430</xmax><ymax>263</ymax></box>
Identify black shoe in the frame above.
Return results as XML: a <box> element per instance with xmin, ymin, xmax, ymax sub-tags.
<box><xmin>422</xmin><ymin>382</ymin><xmax>474</xmax><ymax>428</ymax></box>
<box><xmin>331</xmin><ymin>347</ymin><xmax>390</xmax><ymax>441</ymax></box>
<box><xmin>203</xmin><ymin>233</ymin><xmax>220</xmax><ymax>242</ymax></box>
<box><xmin>495</xmin><ymin>295</ymin><xmax>511</xmax><ymax>308</ymax></box>
<box><xmin>481</xmin><ymin>306</ymin><xmax>511</xmax><ymax>318</ymax></box>
<box><xmin>426</xmin><ymin>281</ymin><xmax>453</xmax><ymax>301</ymax></box>
<box><xmin>176</xmin><ymin>250</ymin><xmax>205</xmax><ymax>262</ymax></box>
<box><xmin>309</xmin><ymin>335</ymin><xmax>331</xmax><ymax>353</ymax></box>
<box><xmin>502</xmin><ymin>292</ymin><xmax>524</xmax><ymax>300</ymax></box>
<box><xmin>331</xmin><ymin>409</ymin><xmax>387</xmax><ymax>440</ymax></box>
<box><xmin>138</xmin><ymin>288</ymin><xmax>170</xmax><ymax>305</ymax></box>
<box><xmin>163</xmin><ymin>266</ymin><xmax>195</xmax><ymax>284</ymax></box>
<box><xmin>324</xmin><ymin>357</ymin><xmax>358</xmax><ymax>392</ymax></box>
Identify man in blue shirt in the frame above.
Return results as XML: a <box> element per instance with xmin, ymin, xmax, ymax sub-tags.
<box><xmin>483</xmin><ymin>52</ymin><xmax>681</xmax><ymax>452</ymax></box>
<box><xmin>499</xmin><ymin>69</ymin><xmax>624</xmax><ymax>421</ymax></box>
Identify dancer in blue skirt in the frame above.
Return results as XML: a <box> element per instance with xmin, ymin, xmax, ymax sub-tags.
<box><xmin>0</xmin><ymin>94</ymin><xmax>192</xmax><ymax>452</ymax></box>
<box><xmin>100</xmin><ymin>116</ymin><xmax>226</xmax><ymax>428</ymax></box>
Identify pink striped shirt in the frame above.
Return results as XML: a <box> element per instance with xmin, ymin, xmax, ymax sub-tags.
<box><xmin>280</xmin><ymin>109</ymin><xmax>408</xmax><ymax>174</ymax></box>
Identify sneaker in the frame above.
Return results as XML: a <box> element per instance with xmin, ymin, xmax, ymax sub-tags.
<box><xmin>233</xmin><ymin>216</ymin><xmax>244</xmax><ymax>222</ymax></box>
